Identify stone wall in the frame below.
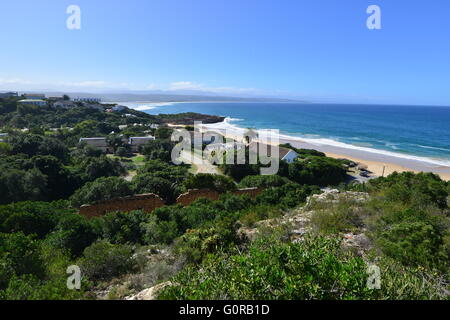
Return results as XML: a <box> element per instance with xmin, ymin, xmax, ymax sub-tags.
<box><xmin>79</xmin><ymin>193</ymin><xmax>165</xmax><ymax>219</ymax></box>
<box><xmin>78</xmin><ymin>188</ymin><xmax>265</xmax><ymax>218</ymax></box>
<box><xmin>176</xmin><ymin>187</ymin><xmax>265</xmax><ymax>207</ymax></box>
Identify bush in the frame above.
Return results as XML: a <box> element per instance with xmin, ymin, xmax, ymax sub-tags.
<box><xmin>70</xmin><ymin>176</ymin><xmax>133</xmax><ymax>207</ymax></box>
<box><xmin>183</xmin><ymin>173</ymin><xmax>236</xmax><ymax>193</ymax></box>
<box><xmin>78</xmin><ymin>240</ymin><xmax>135</xmax><ymax>281</ymax></box>
<box><xmin>238</xmin><ymin>175</ymin><xmax>289</xmax><ymax>188</ymax></box>
<box><xmin>159</xmin><ymin>236</ymin><xmax>374</xmax><ymax>299</ymax></box>
<box><xmin>158</xmin><ymin>235</ymin><xmax>447</xmax><ymax>300</ymax></box>
<box><xmin>376</xmin><ymin>221</ymin><xmax>448</xmax><ymax>271</ymax></box>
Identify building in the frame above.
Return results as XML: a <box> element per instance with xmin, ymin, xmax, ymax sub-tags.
<box><xmin>73</xmin><ymin>97</ymin><xmax>101</xmax><ymax>103</ymax></box>
<box><xmin>23</xmin><ymin>93</ymin><xmax>46</xmax><ymax>100</ymax></box>
<box><xmin>0</xmin><ymin>92</ymin><xmax>18</xmax><ymax>98</ymax></box>
<box><xmin>18</xmin><ymin>99</ymin><xmax>47</xmax><ymax>107</ymax></box>
<box><xmin>128</xmin><ymin>136</ymin><xmax>155</xmax><ymax>152</ymax></box>
<box><xmin>79</xmin><ymin>137</ymin><xmax>110</xmax><ymax>152</ymax></box>
<box><xmin>112</xmin><ymin>105</ymin><xmax>126</xmax><ymax>112</ymax></box>
<box><xmin>0</xmin><ymin>133</ymin><xmax>8</xmax><ymax>142</ymax></box>
<box><xmin>249</xmin><ymin>142</ymin><xmax>299</xmax><ymax>163</ymax></box>
<box><xmin>53</xmin><ymin>100</ymin><xmax>76</xmax><ymax>108</ymax></box>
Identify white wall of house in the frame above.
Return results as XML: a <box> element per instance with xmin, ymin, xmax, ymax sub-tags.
<box><xmin>282</xmin><ymin>150</ymin><xmax>299</xmax><ymax>163</ymax></box>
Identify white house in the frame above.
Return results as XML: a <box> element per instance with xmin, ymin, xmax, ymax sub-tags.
<box><xmin>18</xmin><ymin>99</ymin><xmax>47</xmax><ymax>107</ymax></box>
<box><xmin>128</xmin><ymin>136</ymin><xmax>155</xmax><ymax>152</ymax></box>
<box><xmin>279</xmin><ymin>147</ymin><xmax>299</xmax><ymax>163</ymax></box>
<box><xmin>0</xmin><ymin>133</ymin><xmax>8</xmax><ymax>142</ymax></box>
<box><xmin>249</xmin><ymin>142</ymin><xmax>299</xmax><ymax>163</ymax></box>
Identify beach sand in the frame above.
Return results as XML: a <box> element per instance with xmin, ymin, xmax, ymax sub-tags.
<box><xmin>324</xmin><ymin>152</ymin><xmax>450</xmax><ymax>181</ymax></box>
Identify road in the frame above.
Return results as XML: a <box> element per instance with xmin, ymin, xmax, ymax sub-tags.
<box><xmin>178</xmin><ymin>150</ymin><xmax>221</xmax><ymax>174</ymax></box>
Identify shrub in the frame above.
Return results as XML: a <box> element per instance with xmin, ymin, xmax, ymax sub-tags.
<box><xmin>70</xmin><ymin>176</ymin><xmax>133</xmax><ymax>207</ymax></box>
<box><xmin>78</xmin><ymin>240</ymin><xmax>135</xmax><ymax>281</ymax></box>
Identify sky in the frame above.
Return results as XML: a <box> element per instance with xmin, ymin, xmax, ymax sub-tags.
<box><xmin>0</xmin><ymin>0</ymin><xmax>449</xmax><ymax>105</ymax></box>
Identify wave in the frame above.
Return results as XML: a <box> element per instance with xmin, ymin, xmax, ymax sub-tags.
<box><xmin>203</xmin><ymin>117</ymin><xmax>450</xmax><ymax>167</ymax></box>
<box><xmin>107</xmin><ymin>101</ymin><xmax>178</xmax><ymax>111</ymax></box>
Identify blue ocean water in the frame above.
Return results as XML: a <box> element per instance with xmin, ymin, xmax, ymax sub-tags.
<box><xmin>139</xmin><ymin>102</ymin><xmax>450</xmax><ymax>164</ymax></box>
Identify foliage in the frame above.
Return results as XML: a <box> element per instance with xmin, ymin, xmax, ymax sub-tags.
<box><xmin>183</xmin><ymin>173</ymin><xmax>237</xmax><ymax>193</ymax></box>
<box><xmin>70</xmin><ymin>176</ymin><xmax>133</xmax><ymax>207</ymax></box>
<box><xmin>78</xmin><ymin>240</ymin><xmax>135</xmax><ymax>281</ymax></box>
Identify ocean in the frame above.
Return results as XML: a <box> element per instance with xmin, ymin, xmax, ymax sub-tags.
<box><xmin>121</xmin><ymin>102</ymin><xmax>450</xmax><ymax>167</ymax></box>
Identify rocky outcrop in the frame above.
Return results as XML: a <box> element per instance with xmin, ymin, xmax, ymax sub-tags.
<box><xmin>306</xmin><ymin>189</ymin><xmax>369</xmax><ymax>208</ymax></box>
<box><xmin>239</xmin><ymin>189</ymin><xmax>372</xmax><ymax>249</ymax></box>
<box><xmin>125</xmin><ymin>281</ymin><xmax>172</xmax><ymax>300</ymax></box>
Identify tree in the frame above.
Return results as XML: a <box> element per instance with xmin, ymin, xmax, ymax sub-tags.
<box><xmin>106</xmin><ymin>134</ymin><xmax>125</xmax><ymax>154</ymax></box>
<box><xmin>78</xmin><ymin>240</ymin><xmax>134</xmax><ymax>280</ymax></box>
<box><xmin>183</xmin><ymin>174</ymin><xmax>236</xmax><ymax>193</ymax></box>
<box><xmin>132</xmin><ymin>174</ymin><xmax>178</xmax><ymax>203</ymax></box>
<box><xmin>70</xmin><ymin>176</ymin><xmax>133</xmax><ymax>207</ymax></box>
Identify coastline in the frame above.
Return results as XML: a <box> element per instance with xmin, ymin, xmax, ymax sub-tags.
<box><xmin>199</xmin><ymin>119</ymin><xmax>450</xmax><ymax>181</ymax></box>
<box><xmin>120</xmin><ymin>101</ymin><xmax>450</xmax><ymax>182</ymax></box>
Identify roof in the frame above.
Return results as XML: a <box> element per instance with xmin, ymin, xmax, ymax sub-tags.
<box><xmin>79</xmin><ymin>137</ymin><xmax>107</xmax><ymax>141</ymax></box>
<box><xmin>18</xmin><ymin>99</ymin><xmax>46</xmax><ymax>102</ymax></box>
<box><xmin>249</xmin><ymin>142</ymin><xmax>295</xmax><ymax>159</ymax></box>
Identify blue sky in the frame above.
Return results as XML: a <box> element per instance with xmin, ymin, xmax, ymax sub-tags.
<box><xmin>0</xmin><ymin>0</ymin><xmax>449</xmax><ymax>105</ymax></box>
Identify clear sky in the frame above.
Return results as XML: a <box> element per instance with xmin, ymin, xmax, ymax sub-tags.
<box><xmin>0</xmin><ymin>0</ymin><xmax>449</xmax><ymax>105</ymax></box>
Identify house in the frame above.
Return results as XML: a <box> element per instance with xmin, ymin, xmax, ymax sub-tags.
<box><xmin>0</xmin><ymin>92</ymin><xmax>18</xmax><ymax>98</ymax></box>
<box><xmin>73</xmin><ymin>97</ymin><xmax>101</xmax><ymax>103</ymax></box>
<box><xmin>128</xmin><ymin>136</ymin><xmax>155</xmax><ymax>152</ymax></box>
<box><xmin>249</xmin><ymin>142</ymin><xmax>299</xmax><ymax>163</ymax></box>
<box><xmin>279</xmin><ymin>147</ymin><xmax>299</xmax><ymax>163</ymax></box>
<box><xmin>112</xmin><ymin>105</ymin><xmax>126</xmax><ymax>112</ymax></box>
<box><xmin>53</xmin><ymin>100</ymin><xmax>76</xmax><ymax>108</ymax></box>
<box><xmin>0</xmin><ymin>133</ymin><xmax>8</xmax><ymax>142</ymax></box>
<box><xmin>23</xmin><ymin>93</ymin><xmax>46</xmax><ymax>100</ymax></box>
<box><xmin>79</xmin><ymin>137</ymin><xmax>110</xmax><ymax>152</ymax></box>
<box><xmin>18</xmin><ymin>99</ymin><xmax>47</xmax><ymax>107</ymax></box>
<box><xmin>150</xmin><ymin>124</ymin><xmax>160</xmax><ymax>129</ymax></box>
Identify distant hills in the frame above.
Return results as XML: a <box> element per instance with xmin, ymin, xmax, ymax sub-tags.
<box><xmin>36</xmin><ymin>91</ymin><xmax>305</xmax><ymax>103</ymax></box>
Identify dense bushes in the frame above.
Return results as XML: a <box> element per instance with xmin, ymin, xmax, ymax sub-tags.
<box><xmin>159</xmin><ymin>235</ymin><xmax>446</xmax><ymax>300</ymax></box>
<box><xmin>353</xmin><ymin>171</ymin><xmax>449</xmax><ymax>209</ymax></box>
<box><xmin>70</xmin><ymin>177</ymin><xmax>134</xmax><ymax>207</ymax></box>
<box><xmin>78</xmin><ymin>240</ymin><xmax>135</xmax><ymax>281</ymax></box>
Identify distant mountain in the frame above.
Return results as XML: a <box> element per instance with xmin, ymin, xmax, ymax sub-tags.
<box><xmin>37</xmin><ymin>91</ymin><xmax>305</xmax><ymax>103</ymax></box>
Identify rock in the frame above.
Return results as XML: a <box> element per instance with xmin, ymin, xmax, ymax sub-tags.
<box><xmin>125</xmin><ymin>281</ymin><xmax>172</xmax><ymax>300</ymax></box>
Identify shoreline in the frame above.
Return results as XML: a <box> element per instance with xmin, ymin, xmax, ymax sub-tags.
<box><xmin>200</xmin><ymin>120</ymin><xmax>450</xmax><ymax>181</ymax></box>
<box><xmin>122</xmin><ymin>102</ymin><xmax>450</xmax><ymax>181</ymax></box>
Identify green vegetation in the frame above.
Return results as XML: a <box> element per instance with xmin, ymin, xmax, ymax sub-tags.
<box><xmin>0</xmin><ymin>96</ymin><xmax>448</xmax><ymax>300</ymax></box>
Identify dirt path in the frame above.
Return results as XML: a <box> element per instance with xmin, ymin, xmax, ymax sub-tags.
<box><xmin>178</xmin><ymin>150</ymin><xmax>221</xmax><ymax>174</ymax></box>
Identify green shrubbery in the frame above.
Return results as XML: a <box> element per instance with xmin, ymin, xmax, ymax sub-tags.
<box><xmin>159</xmin><ymin>235</ymin><xmax>446</xmax><ymax>300</ymax></box>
